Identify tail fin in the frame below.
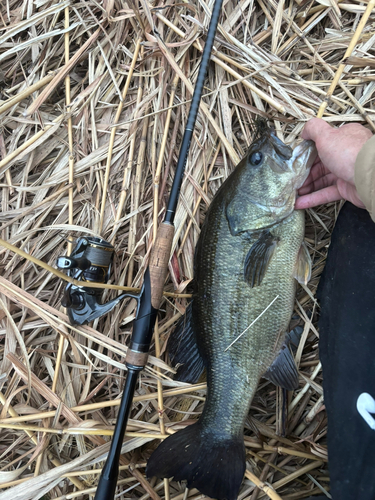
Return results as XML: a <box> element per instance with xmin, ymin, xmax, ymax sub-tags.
<box><xmin>146</xmin><ymin>423</ymin><xmax>245</xmax><ymax>500</ymax></box>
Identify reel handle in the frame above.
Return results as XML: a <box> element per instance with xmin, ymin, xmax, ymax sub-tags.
<box><xmin>56</xmin><ymin>256</ymin><xmax>90</xmax><ymax>270</ymax></box>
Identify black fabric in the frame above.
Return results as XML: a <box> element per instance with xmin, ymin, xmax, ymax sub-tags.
<box><xmin>317</xmin><ymin>202</ymin><xmax>375</xmax><ymax>500</ymax></box>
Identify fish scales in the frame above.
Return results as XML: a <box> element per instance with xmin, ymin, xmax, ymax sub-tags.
<box><xmin>194</xmin><ymin>208</ymin><xmax>305</xmax><ymax>437</ymax></box>
<box><xmin>147</xmin><ymin>125</ymin><xmax>317</xmax><ymax>500</ymax></box>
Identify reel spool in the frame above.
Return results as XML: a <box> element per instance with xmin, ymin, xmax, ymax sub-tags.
<box><xmin>57</xmin><ymin>237</ymin><xmax>139</xmax><ymax>325</ymax></box>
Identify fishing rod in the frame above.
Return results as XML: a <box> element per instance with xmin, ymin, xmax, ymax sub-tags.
<box><xmin>57</xmin><ymin>3</ymin><xmax>223</xmax><ymax>327</ymax></box>
<box><xmin>57</xmin><ymin>1</ymin><xmax>225</xmax><ymax>499</ymax></box>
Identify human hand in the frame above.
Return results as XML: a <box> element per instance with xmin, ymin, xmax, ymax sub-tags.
<box><xmin>295</xmin><ymin>118</ymin><xmax>372</xmax><ymax>210</ymax></box>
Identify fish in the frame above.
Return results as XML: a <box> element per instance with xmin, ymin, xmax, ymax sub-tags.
<box><xmin>147</xmin><ymin>123</ymin><xmax>317</xmax><ymax>500</ymax></box>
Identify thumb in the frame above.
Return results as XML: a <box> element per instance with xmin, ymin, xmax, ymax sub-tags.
<box><xmin>301</xmin><ymin>118</ymin><xmax>332</xmax><ymax>142</ymax></box>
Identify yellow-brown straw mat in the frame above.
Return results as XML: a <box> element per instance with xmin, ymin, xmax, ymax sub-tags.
<box><xmin>1</xmin><ymin>0</ymin><xmax>374</xmax><ymax>498</ymax></box>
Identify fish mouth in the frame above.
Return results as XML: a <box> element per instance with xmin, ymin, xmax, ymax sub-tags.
<box><xmin>268</xmin><ymin>130</ymin><xmax>293</xmax><ymax>161</ymax></box>
<box><xmin>289</xmin><ymin>139</ymin><xmax>317</xmax><ymax>188</ymax></box>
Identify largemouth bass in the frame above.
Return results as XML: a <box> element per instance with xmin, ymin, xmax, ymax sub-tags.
<box><xmin>147</xmin><ymin>126</ymin><xmax>317</xmax><ymax>500</ymax></box>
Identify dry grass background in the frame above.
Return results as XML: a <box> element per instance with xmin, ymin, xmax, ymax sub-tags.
<box><xmin>0</xmin><ymin>0</ymin><xmax>374</xmax><ymax>498</ymax></box>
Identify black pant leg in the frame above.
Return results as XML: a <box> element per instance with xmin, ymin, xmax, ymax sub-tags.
<box><xmin>317</xmin><ymin>202</ymin><xmax>375</xmax><ymax>500</ymax></box>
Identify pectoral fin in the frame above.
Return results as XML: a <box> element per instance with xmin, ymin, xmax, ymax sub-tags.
<box><xmin>168</xmin><ymin>302</ymin><xmax>205</xmax><ymax>383</ymax></box>
<box><xmin>244</xmin><ymin>231</ymin><xmax>279</xmax><ymax>287</ymax></box>
<box><xmin>294</xmin><ymin>242</ymin><xmax>312</xmax><ymax>285</ymax></box>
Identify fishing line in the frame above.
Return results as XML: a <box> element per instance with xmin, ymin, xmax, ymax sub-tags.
<box><xmin>224</xmin><ymin>295</ymin><xmax>280</xmax><ymax>351</ymax></box>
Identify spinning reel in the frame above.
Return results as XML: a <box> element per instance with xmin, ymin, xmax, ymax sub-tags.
<box><xmin>57</xmin><ymin>237</ymin><xmax>139</xmax><ymax>325</ymax></box>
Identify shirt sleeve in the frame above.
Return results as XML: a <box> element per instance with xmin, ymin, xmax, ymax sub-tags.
<box><xmin>354</xmin><ymin>135</ymin><xmax>375</xmax><ymax>222</ymax></box>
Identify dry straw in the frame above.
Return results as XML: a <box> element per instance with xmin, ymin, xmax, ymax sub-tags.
<box><xmin>0</xmin><ymin>0</ymin><xmax>374</xmax><ymax>498</ymax></box>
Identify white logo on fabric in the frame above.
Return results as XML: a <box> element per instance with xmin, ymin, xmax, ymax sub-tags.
<box><xmin>357</xmin><ymin>393</ymin><xmax>375</xmax><ymax>430</ymax></box>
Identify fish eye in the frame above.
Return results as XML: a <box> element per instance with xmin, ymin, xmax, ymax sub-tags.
<box><xmin>249</xmin><ymin>151</ymin><xmax>263</xmax><ymax>166</ymax></box>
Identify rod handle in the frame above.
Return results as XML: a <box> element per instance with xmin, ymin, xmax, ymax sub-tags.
<box><xmin>149</xmin><ymin>222</ymin><xmax>174</xmax><ymax>309</ymax></box>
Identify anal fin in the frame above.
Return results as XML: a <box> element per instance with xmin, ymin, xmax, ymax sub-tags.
<box><xmin>168</xmin><ymin>302</ymin><xmax>205</xmax><ymax>383</ymax></box>
<box><xmin>263</xmin><ymin>327</ymin><xmax>303</xmax><ymax>391</ymax></box>
<box><xmin>294</xmin><ymin>241</ymin><xmax>312</xmax><ymax>285</ymax></box>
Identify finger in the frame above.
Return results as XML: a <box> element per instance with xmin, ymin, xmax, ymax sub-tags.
<box><xmin>298</xmin><ymin>173</ymin><xmax>337</xmax><ymax>195</ymax></box>
<box><xmin>295</xmin><ymin>186</ymin><xmax>343</xmax><ymax>209</ymax></box>
<box><xmin>301</xmin><ymin>118</ymin><xmax>332</xmax><ymax>142</ymax></box>
<box><xmin>309</xmin><ymin>160</ymin><xmax>330</xmax><ymax>180</ymax></box>
<box><xmin>298</xmin><ymin>161</ymin><xmax>330</xmax><ymax>190</ymax></box>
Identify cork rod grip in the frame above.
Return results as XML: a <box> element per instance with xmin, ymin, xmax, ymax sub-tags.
<box><xmin>149</xmin><ymin>222</ymin><xmax>174</xmax><ymax>309</ymax></box>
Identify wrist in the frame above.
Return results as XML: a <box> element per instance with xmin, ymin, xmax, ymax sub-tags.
<box><xmin>354</xmin><ymin>135</ymin><xmax>375</xmax><ymax>221</ymax></box>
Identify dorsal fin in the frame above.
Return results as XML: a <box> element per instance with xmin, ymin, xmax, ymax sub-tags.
<box><xmin>168</xmin><ymin>302</ymin><xmax>205</xmax><ymax>383</ymax></box>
